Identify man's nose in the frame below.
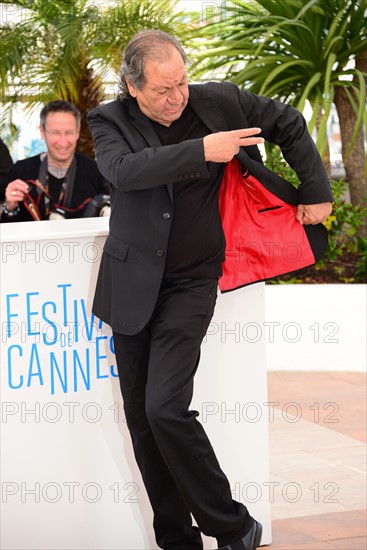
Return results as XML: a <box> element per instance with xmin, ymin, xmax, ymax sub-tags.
<box><xmin>57</xmin><ymin>134</ymin><xmax>70</xmax><ymax>145</ymax></box>
<box><xmin>168</xmin><ymin>86</ymin><xmax>183</xmax><ymax>103</ymax></box>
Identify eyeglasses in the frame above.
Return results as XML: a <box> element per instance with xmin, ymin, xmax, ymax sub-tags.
<box><xmin>44</xmin><ymin>129</ymin><xmax>78</xmax><ymax>137</ymax></box>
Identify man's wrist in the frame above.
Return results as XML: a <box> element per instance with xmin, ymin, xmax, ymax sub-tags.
<box><xmin>2</xmin><ymin>202</ymin><xmax>20</xmax><ymax>216</ymax></box>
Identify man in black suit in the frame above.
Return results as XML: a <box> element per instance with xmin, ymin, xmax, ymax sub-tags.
<box><xmin>1</xmin><ymin>100</ymin><xmax>107</xmax><ymax>222</ymax></box>
<box><xmin>87</xmin><ymin>30</ymin><xmax>333</xmax><ymax>550</ymax></box>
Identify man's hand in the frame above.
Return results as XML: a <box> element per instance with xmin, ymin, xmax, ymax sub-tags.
<box><xmin>296</xmin><ymin>202</ymin><xmax>333</xmax><ymax>225</ymax></box>
<box><xmin>4</xmin><ymin>179</ymin><xmax>29</xmax><ymax>211</ymax></box>
<box><xmin>203</xmin><ymin>128</ymin><xmax>264</xmax><ymax>163</ymax></box>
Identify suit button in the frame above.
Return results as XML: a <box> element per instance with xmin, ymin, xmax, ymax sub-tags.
<box><xmin>195</xmin><ymin>172</ymin><xmax>201</xmax><ymax>177</ymax></box>
<box><xmin>162</xmin><ymin>212</ymin><xmax>171</xmax><ymax>220</ymax></box>
<box><xmin>156</xmin><ymin>249</ymin><xmax>165</xmax><ymax>257</ymax></box>
<box><xmin>190</xmin><ymin>173</ymin><xmax>195</xmax><ymax>178</ymax></box>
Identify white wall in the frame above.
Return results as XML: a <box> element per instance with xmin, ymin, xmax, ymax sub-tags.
<box><xmin>265</xmin><ymin>284</ymin><xmax>366</xmax><ymax>372</ymax></box>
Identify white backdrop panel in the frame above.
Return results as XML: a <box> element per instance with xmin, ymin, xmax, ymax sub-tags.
<box><xmin>0</xmin><ymin>218</ymin><xmax>271</xmax><ymax>549</ymax></box>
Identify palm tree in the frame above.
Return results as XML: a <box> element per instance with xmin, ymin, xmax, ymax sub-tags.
<box><xmin>191</xmin><ymin>0</ymin><xmax>366</xmax><ymax>207</ymax></box>
<box><xmin>0</xmin><ymin>0</ymin><xmax>188</xmax><ymax>158</ymax></box>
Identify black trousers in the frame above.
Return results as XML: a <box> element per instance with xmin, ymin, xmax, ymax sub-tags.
<box><xmin>113</xmin><ymin>278</ymin><xmax>253</xmax><ymax>549</ymax></box>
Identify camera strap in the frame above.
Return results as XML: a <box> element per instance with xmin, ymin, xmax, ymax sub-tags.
<box><xmin>24</xmin><ymin>179</ymin><xmax>92</xmax><ymax>220</ymax></box>
<box><xmin>37</xmin><ymin>154</ymin><xmax>77</xmax><ymax>215</ymax></box>
<box><xmin>23</xmin><ymin>192</ymin><xmax>42</xmax><ymax>221</ymax></box>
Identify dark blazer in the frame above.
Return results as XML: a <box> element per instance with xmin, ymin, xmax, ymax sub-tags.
<box><xmin>87</xmin><ymin>82</ymin><xmax>333</xmax><ymax>335</ymax></box>
<box><xmin>0</xmin><ymin>138</ymin><xmax>13</xmax><ymax>201</ymax></box>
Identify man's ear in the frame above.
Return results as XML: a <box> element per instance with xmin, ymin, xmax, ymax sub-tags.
<box><xmin>126</xmin><ymin>78</ymin><xmax>137</xmax><ymax>97</ymax></box>
<box><xmin>39</xmin><ymin>125</ymin><xmax>46</xmax><ymax>140</ymax></box>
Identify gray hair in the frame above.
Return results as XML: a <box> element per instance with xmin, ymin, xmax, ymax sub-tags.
<box><xmin>118</xmin><ymin>30</ymin><xmax>187</xmax><ymax>101</ymax></box>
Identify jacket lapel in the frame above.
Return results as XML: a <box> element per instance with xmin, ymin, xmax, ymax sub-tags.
<box><xmin>189</xmin><ymin>90</ymin><xmax>299</xmax><ymax>204</ymax></box>
<box><xmin>128</xmin><ymin>100</ymin><xmax>161</xmax><ymax>147</ymax></box>
<box><xmin>128</xmin><ymin>100</ymin><xmax>173</xmax><ymax>202</ymax></box>
<box><xmin>189</xmin><ymin>86</ymin><xmax>260</xmax><ymax>172</ymax></box>
<box><xmin>189</xmin><ymin>86</ymin><xmax>229</xmax><ymax>133</ymax></box>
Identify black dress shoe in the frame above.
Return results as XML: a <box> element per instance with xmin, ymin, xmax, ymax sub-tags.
<box><xmin>218</xmin><ymin>520</ymin><xmax>263</xmax><ymax>550</ymax></box>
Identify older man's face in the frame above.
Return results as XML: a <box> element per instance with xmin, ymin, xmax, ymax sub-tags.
<box><xmin>127</xmin><ymin>47</ymin><xmax>189</xmax><ymax>127</ymax></box>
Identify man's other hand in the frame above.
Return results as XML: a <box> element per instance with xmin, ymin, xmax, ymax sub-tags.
<box><xmin>296</xmin><ymin>202</ymin><xmax>333</xmax><ymax>225</ymax></box>
<box><xmin>4</xmin><ymin>179</ymin><xmax>29</xmax><ymax>211</ymax></box>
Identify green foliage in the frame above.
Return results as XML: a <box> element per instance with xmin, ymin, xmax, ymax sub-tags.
<box><xmin>325</xmin><ymin>180</ymin><xmax>366</xmax><ymax>262</ymax></box>
<box><xmin>190</xmin><ymin>0</ymin><xmax>367</xmax><ymax>161</ymax></box>
<box><xmin>264</xmin><ymin>147</ymin><xmax>367</xmax><ymax>283</ymax></box>
<box><xmin>0</xmin><ymin>0</ymin><xmax>189</xmax><ymax>144</ymax></box>
<box><xmin>355</xmin><ymin>237</ymin><xmax>367</xmax><ymax>279</ymax></box>
<box><xmin>264</xmin><ymin>144</ymin><xmax>301</xmax><ymax>188</ymax></box>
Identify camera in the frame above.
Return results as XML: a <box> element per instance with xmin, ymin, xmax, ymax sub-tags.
<box><xmin>47</xmin><ymin>195</ymin><xmax>111</xmax><ymax>220</ymax></box>
<box><xmin>48</xmin><ymin>208</ymin><xmax>66</xmax><ymax>220</ymax></box>
<box><xmin>82</xmin><ymin>194</ymin><xmax>111</xmax><ymax>218</ymax></box>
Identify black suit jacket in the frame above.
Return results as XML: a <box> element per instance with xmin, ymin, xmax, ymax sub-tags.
<box><xmin>0</xmin><ymin>138</ymin><xmax>13</xmax><ymax>201</ymax></box>
<box><xmin>87</xmin><ymin>82</ymin><xmax>333</xmax><ymax>335</ymax></box>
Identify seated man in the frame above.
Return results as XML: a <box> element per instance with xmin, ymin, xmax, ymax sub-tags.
<box><xmin>1</xmin><ymin>100</ymin><xmax>109</xmax><ymax>222</ymax></box>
